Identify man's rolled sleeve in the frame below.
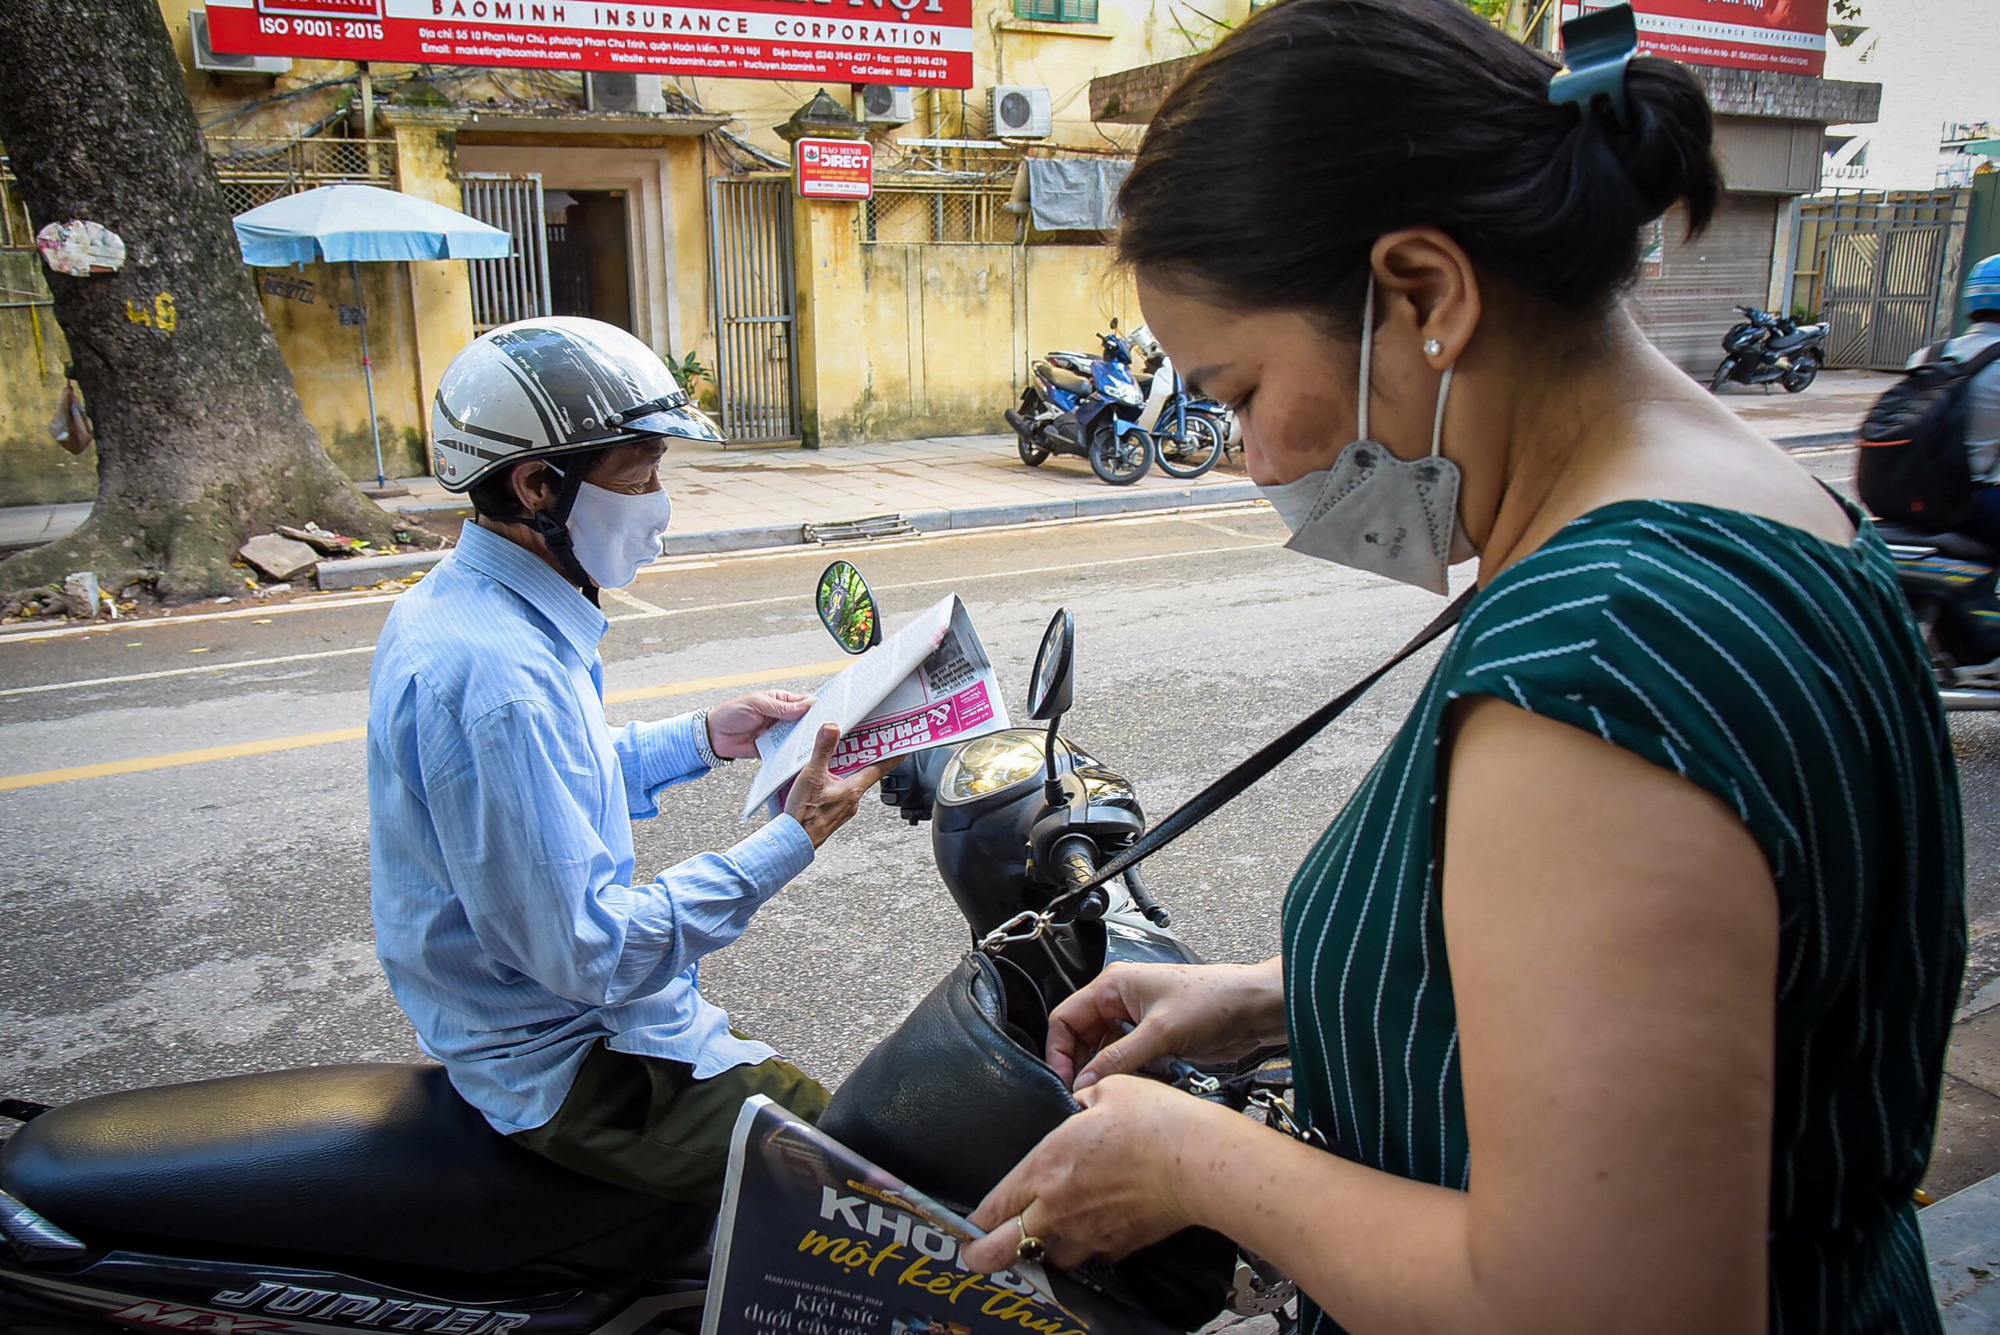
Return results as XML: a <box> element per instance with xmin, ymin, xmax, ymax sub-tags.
<box><xmin>618</xmin><ymin>712</ymin><xmax>713</xmax><ymax>818</ymax></box>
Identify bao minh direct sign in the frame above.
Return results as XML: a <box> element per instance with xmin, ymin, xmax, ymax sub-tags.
<box><xmin>202</xmin><ymin>0</ymin><xmax>973</xmax><ymax>88</ymax></box>
<box><xmin>1560</xmin><ymin>0</ymin><xmax>1828</xmax><ymax>76</ymax></box>
<box><xmin>794</xmin><ymin>137</ymin><xmax>873</xmax><ymax>199</ymax></box>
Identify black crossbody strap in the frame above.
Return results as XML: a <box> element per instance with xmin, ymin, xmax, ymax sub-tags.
<box><xmin>1048</xmin><ymin>585</ymin><xmax>1477</xmax><ymax>914</ymax></box>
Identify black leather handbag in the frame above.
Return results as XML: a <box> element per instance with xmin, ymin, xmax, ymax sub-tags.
<box><xmin>818</xmin><ymin>949</ymin><xmax>1239</xmax><ymax>1330</ymax></box>
<box><xmin>818</xmin><ymin>590</ymin><xmax>1474</xmax><ymax>1331</ymax></box>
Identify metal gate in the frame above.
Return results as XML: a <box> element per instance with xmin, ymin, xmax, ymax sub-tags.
<box><xmin>707</xmin><ymin>178</ymin><xmax>799</xmax><ymax>443</ymax></box>
<box><xmin>1792</xmin><ymin>190</ymin><xmax>1970</xmax><ymax>370</ymax></box>
<box><xmin>462</xmin><ymin>172</ymin><xmax>552</xmax><ymax>333</ymax></box>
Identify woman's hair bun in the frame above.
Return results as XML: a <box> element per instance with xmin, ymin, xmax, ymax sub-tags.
<box><xmin>1615</xmin><ymin>57</ymin><xmax>1721</xmax><ymax>234</ymax></box>
<box><xmin>1118</xmin><ymin>0</ymin><xmax>1726</xmax><ymax>321</ymax></box>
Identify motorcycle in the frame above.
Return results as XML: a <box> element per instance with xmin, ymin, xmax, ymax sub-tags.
<box><xmin>0</xmin><ymin>562</ymin><xmax>1295</xmax><ymax>1335</ymax></box>
<box><xmin>1005</xmin><ymin>320</ymin><xmax>1155</xmax><ymax>486</ymax></box>
<box><xmin>1870</xmin><ymin>519</ymin><xmax>2000</xmax><ymax>710</ymax></box>
<box><xmin>1129</xmin><ymin>324</ymin><xmax>1231</xmax><ymax>481</ymax></box>
<box><xmin>1708</xmin><ymin>306</ymin><xmax>1829</xmax><ymax>394</ymax></box>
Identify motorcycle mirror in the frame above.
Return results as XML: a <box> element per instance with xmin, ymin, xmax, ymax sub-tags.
<box><xmin>1027</xmin><ymin>608</ymin><xmax>1075</xmax><ymax>722</ymax></box>
<box><xmin>816</xmin><ymin>560</ymin><xmax>882</xmax><ymax>655</ymax></box>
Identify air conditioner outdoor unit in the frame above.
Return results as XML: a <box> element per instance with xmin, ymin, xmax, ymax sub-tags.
<box><xmin>586</xmin><ymin>73</ymin><xmax>667</xmax><ymax>115</ymax></box>
<box><xmin>990</xmin><ymin>86</ymin><xmax>1054</xmax><ymax>140</ymax></box>
<box><xmin>190</xmin><ymin>11</ymin><xmax>293</xmax><ymax>75</ymax></box>
<box><xmin>857</xmin><ymin>84</ymin><xmax>914</xmax><ymax>125</ymax></box>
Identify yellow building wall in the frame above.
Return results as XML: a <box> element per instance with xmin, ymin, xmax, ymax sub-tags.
<box><xmin>798</xmin><ymin>190</ymin><xmax>1138</xmax><ymax>449</ymax></box>
<box><xmin>0</xmin><ymin>255</ymin><xmax>90</xmax><ymax>507</ymax></box>
<box><xmin>256</xmin><ymin>261</ymin><xmax>429</xmax><ymax>482</ymax></box>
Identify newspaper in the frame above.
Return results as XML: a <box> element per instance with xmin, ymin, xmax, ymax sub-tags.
<box><xmin>742</xmin><ymin>594</ymin><xmax>1010</xmax><ymax>820</ymax></box>
<box><xmin>702</xmin><ymin>1097</ymin><xmax>1174</xmax><ymax>1335</ymax></box>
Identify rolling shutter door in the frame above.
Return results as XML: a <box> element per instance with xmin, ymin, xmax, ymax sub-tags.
<box><xmin>1629</xmin><ymin>194</ymin><xmax>1780</xmax><ymax>375</ymax></box>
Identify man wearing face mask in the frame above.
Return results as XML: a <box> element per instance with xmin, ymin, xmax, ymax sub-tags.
<box><xmin>366</xmin><ymin>317</ymin><xmax>894</xmax><ymax>1207</ymax></box>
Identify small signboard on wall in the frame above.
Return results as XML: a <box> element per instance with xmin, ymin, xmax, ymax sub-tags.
<box><xmin>794</xmin><ymin>138</ymin><xmax>874</xmax><ymax>201</ymax></box>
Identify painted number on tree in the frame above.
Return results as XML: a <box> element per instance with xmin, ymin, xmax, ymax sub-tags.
<box><xmin>127</xmin><ymin>293</ymin><xmax>178</xmax><ymax>334</ymax></box>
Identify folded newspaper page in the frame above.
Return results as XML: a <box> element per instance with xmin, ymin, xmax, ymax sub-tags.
<box><xmin>702</xmin><ymin>1096</ymin><xmax>1175</xmax><ymax>1335</ymax></box>
<box><xmin>741</xmin><ymin>594</ymin><xmax>1010</xmax><ymax>820</ymax></box>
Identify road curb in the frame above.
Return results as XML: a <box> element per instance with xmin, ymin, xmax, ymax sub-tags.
<box><xmin>658</xmin><ymin>482</ymin><xmax>1263</xmax><ymax>557</ymax></box>
<box><xmin>1775</xmin><ymin>430</ymin><xmax>1855</xmax><ymax>449</ymax></box>
<box><xmin>316</xmin><ymin>549</ymin><xmax>446</xmax><ymax>591</ymax></box>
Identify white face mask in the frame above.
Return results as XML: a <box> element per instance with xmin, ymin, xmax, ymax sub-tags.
<box><xmin>1257</xmin><ymin>276</ymin><xmax>1473</xmax><ymax>596</ymax></box>
<box><xmin>562</xmin><ymin>480</ymin><xmax>673</xmax><ymax>589</ymax></box>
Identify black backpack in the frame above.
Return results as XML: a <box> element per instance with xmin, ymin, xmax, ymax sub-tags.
<box><xmin>1855</xmin><ymin>337</ymin><xmax>2000</xmax><ymax>529</ymax></box>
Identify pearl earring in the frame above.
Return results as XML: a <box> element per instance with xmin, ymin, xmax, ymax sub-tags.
<box><xmin>1424</xmin><ymin>338</ymin><xmax>1443</xmax><ymax>357</ymax></box>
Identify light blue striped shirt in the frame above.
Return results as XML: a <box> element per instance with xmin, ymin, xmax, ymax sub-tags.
<box><xmin>367</xmin><ymin>520</ymin><xmax>816</xmax><ymax>1135</ymax></box>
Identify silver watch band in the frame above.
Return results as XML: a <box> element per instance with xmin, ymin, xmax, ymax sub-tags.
<box><xmin>693</xmin><ymin>709</ymin><xmax>729</xmax><ymax>768</ymax></box>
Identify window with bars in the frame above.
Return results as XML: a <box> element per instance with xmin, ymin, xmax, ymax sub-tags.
<box><xmin>863</xmin><ymin>189</ymin><xmax>1018</xmax><ymax>245</ymax></box>
<box><xmin>1013</xmin><ymin>0</ymin><xmax>1097</xmax><ymax>22</ymax></box>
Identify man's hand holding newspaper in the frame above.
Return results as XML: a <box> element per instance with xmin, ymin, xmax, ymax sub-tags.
<box><xmin>742</xmin><ymin>593</ymin><xmax>1013</xmax><ymax>820</ymax></box>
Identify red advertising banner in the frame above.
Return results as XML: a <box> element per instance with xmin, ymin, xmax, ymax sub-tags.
<box><xmin>1561</xmin><ymin>0</ymin><xmax>1828</xmax><ymax>76</ymax></box>
<box><xmin>795</xmin><ymin>137</ymin><xmax>873</xmax><ymax>199</ymax></box>
<box><xmin>203</xmin><ymin>0</ymin><xmax>973</xmax><ymax>88</ymax></box>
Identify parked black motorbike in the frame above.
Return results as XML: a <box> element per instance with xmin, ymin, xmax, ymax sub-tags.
<box><xmin>1708</xmin><ymin>306</ymin><xmax>1828</xmax><ymax>394</ymax></box>
<box><xmin>1870</xmin><ymin>519</ymin><xmax>2000</xmax><ymax>710</ymax></box>
<box><xmin>1005</xmin><ymin>320</ymin><xmax>1154</xmax><ymax>486</ymax></box>
<box><xmin>0</xmin><ymin>563</ymin><xmax>1293</xmax><ymax>1335</ymax></box>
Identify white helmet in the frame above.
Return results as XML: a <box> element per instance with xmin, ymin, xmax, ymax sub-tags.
<box><xmin>430</xmin><ymin>316</ymin><xmax>721</xmax><ymax>492</ymax></box>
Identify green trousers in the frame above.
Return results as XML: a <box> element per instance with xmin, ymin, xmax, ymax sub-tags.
<box><xmin>510</xmin><ymin>1039</ymin><xmax>830</xmax><ymax>1207</ymax></box>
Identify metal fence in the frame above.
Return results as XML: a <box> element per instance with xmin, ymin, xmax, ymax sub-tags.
<box><xmin>208</xmin><ymin>135</ymin><xmax>397</xmax><ymax>215</ymax></box>
<box><xmin>863</xmin><ymin>186</ymin><xmax>1017</xmax><ymax>245</ymax></box>
<box><xmin>461</xmin><ymin>173</ymin><xmax>553</xmax><ymax>334</ymax></box>
<box><xmin>708</xmin><ymin>176</ymin><xmax>799</xmax><ymax>442</ymax></box>
<box><xmin>1791</xmin><ymin>189</ymin><xmax>1971</xmax><ymax>369</ymax></box>
<box><xmin>0</xmin><ymin>167</ymin><xmax>33</xmax><ymax>252</ymax></box>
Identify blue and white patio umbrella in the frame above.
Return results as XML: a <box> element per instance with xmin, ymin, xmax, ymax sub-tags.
<box><xmin>232</xmin><ymin>184</ymin><xmax>513</xmax><ymax>489</ymax></box>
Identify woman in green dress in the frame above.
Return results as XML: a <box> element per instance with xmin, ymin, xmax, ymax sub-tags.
<box><xmin>957</xmin><ymin>2</ymin><xmax>1965</xmax><ymax>1330</ymax></box>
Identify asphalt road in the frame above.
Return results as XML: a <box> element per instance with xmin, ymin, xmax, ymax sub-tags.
<box><xmin>3</xmin><ymin>482</ymin><xmax>1998</xmax><ymax>1138</ymax></box>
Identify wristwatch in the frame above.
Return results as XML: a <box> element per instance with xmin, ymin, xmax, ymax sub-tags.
<box><xmin>693</xmin><ymin>709</ymin><xmax>731</xmax><ymax>769</ymax></box>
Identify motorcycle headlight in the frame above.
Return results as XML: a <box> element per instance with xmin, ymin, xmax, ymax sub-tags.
<box><xmin>1109</xmin><ymin>382</ymin><xmax>1143</xmax><ymax>407</ymax></box>
<box><xmin>940</xmin><ymin>730</ymin><xmax>1049</xmax><ymax>804</ymax></box>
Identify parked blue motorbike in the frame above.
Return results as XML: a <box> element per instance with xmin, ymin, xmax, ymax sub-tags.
<box><xmin>1006</xmin><ymin>319</ymin><xmax>1155</xmax><ymax>486</ymax></box>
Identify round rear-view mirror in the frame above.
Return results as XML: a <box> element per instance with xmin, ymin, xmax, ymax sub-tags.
<box><xmin>816</xmin><ymin>560</ymin><xmax>881</xmax><ymax>655</ymax></box>
<box><xmin>1027</xmin><ymin>608</ymin><xmax>1075</xmax><ymax>721</ymax></box>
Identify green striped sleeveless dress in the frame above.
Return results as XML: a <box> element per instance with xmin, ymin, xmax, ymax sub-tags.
<box><xmin>1281</xmin><ymin>499</ymin><xmax>1965</xmax><ymax>1334</ymax></box>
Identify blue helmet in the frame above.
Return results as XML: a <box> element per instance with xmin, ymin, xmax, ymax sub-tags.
<box><xmin>1967</xmin><ymin>254</ymin><xmax>2000</xmax><ymax>320</ymax></box>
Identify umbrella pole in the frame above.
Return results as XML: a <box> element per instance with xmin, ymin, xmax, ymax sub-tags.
<box><xmin>352</xmin><ymin>259</ymin><xmax>386</xmax><ymax>490</ymax></box>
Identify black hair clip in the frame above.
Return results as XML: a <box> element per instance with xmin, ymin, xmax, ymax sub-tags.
<box><xmin>1549</xmin><ymin>2</ymin><xmax>1639</xmax><ymax>129</ymax></box>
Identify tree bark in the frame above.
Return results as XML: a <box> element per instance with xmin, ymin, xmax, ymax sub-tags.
<box><xmin>0</xmin><ymin>0</ymin><xmax>393</xmax><ymax>602</ymax></box>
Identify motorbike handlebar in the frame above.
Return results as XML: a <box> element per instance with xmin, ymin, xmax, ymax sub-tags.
<box><xmin>1051</xmin><ymin>833</ymin><xmax>1109</xmax><ymax>921</ymax></box>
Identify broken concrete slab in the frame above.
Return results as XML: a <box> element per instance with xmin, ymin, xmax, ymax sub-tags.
<box><xmin>277</xmin><ymin>523</ymin><xmax>363</xmax><ymax>556</ymax></box>
<box><xmin>239</xmin><ymin>534</ymin><xmax>320</xmax><ymax>582</ymax></box>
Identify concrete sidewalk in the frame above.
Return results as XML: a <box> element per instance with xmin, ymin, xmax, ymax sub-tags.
<box><xmin>0</xmin><ymin>370</ymin><xmax>1895</xmax><ymax>559</ymax></box>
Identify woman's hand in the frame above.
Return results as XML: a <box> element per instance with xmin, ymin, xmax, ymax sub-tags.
<box><xmin>706</xmin><ymin>690</ymin><xmax>813</xmax><ymax>760</ymax></box>
<box><xmin>961</xmin><ymin>1076</ymin><xmax>1220</xmax><ymax>1273</ymax></box>
<box><xmin>1047</xmin><ymin>959</ymin><xmax>1286</xmax><ymax>1090</ymax></box>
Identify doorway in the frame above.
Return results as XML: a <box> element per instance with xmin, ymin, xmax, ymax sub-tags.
<box><xmin>545</xmin><ymin>189</ymin><xmax>633</xmax><ymax>332</ymax></box>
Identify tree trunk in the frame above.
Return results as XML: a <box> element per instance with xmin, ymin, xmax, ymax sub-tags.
<box><xmin>0</xmin><ymin>0</ymin><xmax>393</xmax><ymax>603</ymax></box>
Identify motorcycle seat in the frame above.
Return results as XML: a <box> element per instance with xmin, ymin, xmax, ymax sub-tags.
<box><xmin>1034</xmin><ymin>359</ymin><xmax>1091</xmax><ymax>395</ymax></box>
<box><xmin>1871</xmin><ymin>520</ymin><xmax>1999</xmax><ymax>563</ymax></box>
<box><xmin>1768</xmin><ymin>329</ymin><xmax>1821</xmax><ymax>353</ymax></box>
<box><xmin>0</xmin><ymin>1063</ymin><xmax>711</xmax><ymax>1278</ymax></box>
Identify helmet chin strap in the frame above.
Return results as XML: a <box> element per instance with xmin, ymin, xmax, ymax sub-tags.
<box><xmin>529</xmin><ymin>461</ymin><xmax>601</xmax><ymax>607</ymax></box>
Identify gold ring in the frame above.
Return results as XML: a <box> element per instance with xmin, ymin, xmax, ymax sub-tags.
<box><xmin>1014</xmin><ymin>1213</ymin><xmax>1047</xmax><ymax>1264</ymax></box>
